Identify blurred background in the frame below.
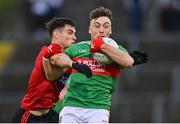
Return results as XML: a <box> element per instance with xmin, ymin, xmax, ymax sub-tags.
<box><xmin>0</xmin><ymin>0</ymin><xmax>180</xmax><ymax>122</ymax></box>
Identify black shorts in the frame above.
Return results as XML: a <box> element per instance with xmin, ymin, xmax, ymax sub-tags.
<box><xmin>12</xmin><ymin>108</ymin><xmax>59</xmax><ymax>123</ymax></box>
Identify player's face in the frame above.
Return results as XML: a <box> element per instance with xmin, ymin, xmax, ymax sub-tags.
<box><xmin>89</xmin><ymin>16</ymin><xmax>112</xmax><ymax>39</ymax></box>
<box><xmin>57</xmin><ymin>25</ymin><xmax>76</xmax><ymax>48</ymax></box>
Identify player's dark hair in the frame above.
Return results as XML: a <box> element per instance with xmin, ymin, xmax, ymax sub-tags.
<box><xmin>89</xmin><ymin>6</ymin><xmax>113</xmax><ymax>21</ymax></box>
<box><xmin>45</xmin><ymin>17</ymin><xmax>76</xmax><ymax>37</ymax></box>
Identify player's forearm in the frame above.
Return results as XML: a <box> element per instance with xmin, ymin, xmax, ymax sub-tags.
<box><xmin>42</xmin><ymin>57</ymin><xmax>64</xmax><ymax>81</ymax></box>
<box><xmin>47</xmin><ymin>71</ymin><xmax>63</xmax><ymax>81</ymax></box>
<box><xmin>50</xmin><ymin>53</ymin><xmax>73</xmax><ymax>68</ymax></box>
<box><xmin>51</xmin><ymin>53</ymin><xmax>92</xmax><ymax>78</ymax></box>
<box><xmin>42</xmin><ymin>57</ymin><xmax>54</xmax><ymax>80</ymax></box>
<box><xmin>101</xmin><ymin>44</ymin><xmax>134</xmax><ymax>68</ymax></box>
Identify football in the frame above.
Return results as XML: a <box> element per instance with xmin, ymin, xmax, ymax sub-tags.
<box><xmin>92</xmin><ymin>37</ymin><xmax>118</xmax><ymax>64</ymax></box>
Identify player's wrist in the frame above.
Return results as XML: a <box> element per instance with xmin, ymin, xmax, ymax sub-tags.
<box><xmin>68</xmin><ymin>61</ymin><xmax>73</xmax><ymax>67</ymax></box>
<box><xmin>71</xmin><ymin>62</ymin><xmax>92</xmax><ymax>78</ymax></box>
<box><xmin>90</xmin><ymin>36</ymin><xmax>104</xmax><ymax>52</ymax></box>
<box><xmin>71</xmin><ymin>62</ymin><xmax>79</xmax><ymax>69</ymax></box>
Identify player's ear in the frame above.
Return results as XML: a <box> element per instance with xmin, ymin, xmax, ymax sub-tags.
<box><xmin>88</xmin><ymin>25</ymin><xmax>92</xmax><ymax>34</ymax></box>
<box><xmin>53</xmin><ymin>29</ymin><xmax>62</xmax><ymax>39</ymax></box>
<box><xmin>110</xmin><ymin>27</ymin><xmax>112</xmax><ymax>35</ymax></box>
<box><xmin>52</xmin><ymin>30</ymin><xmax>58</xmax><ymax>39</ymax></box>
<box><xmin>89</xmin><ymin>21</ymin><xmax>93</xmax><ymax>34</ymax></box>
<box><xmin>88</xmin><ymin>29</ymin><xmax>91</xmax><ymax>34</ymax></box>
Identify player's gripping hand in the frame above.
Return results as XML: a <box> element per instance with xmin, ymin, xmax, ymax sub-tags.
<box><xmin>90</xmin><ymin>36</ymin><xmax>104</xmax><ymax>53</ymax></box>
<box><xmin>72</xmin><ymin>62</ymin><xmax>92</xmax><ymax>78</ymax></box>
<box><xmin>130</xmin><ymin>50</ymin><xmax>149</xmax><ymax>66</ymax></box>
<box><xmin>43</xmin><ymin>43</ymin><xmax>63</xmax><ymax>59</ymax></box>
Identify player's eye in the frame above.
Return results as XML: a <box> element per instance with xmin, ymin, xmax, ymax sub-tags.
<box><xmin>67</xmin><ymin>30</ymin><xmax>73</xmax><ymax>35</ymax></box>
<box><xmin>103</xmin><ymin>23</ymin><xmax>110</xmax><ymax>28</ymax></box>
<box><xmin>94</xmin><ymin>23</ymin><xmax>100</xmax><ymax>28</ymax></box>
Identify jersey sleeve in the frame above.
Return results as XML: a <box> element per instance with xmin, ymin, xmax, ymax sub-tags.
<box><xmin>118</xmin><ymin>45</ymin><xmax>129</xmax><ymax>54</ymax></box>
<box><xmin>65</xmin><ymin>44</ymin><xmax>75</xmax><ymax>58</ymax></box>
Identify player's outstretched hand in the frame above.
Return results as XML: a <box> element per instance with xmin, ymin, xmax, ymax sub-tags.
<box><xmin>130</xmin><ymin>50</ymin><xmax>149</xmax><ymax>66</ymax></box>
<box><xmin>72</xmin><ymin>63</ymin><xmax>92</xmax><ymax>78</ymax></box>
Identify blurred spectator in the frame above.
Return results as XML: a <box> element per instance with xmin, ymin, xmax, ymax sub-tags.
<box><xmin>24</xmin><ymin>0</ymin><xmax>64</xmax><ymax>40</ymax></box>
<box><xmin>0</xmin><ymin>0</ymin><xmax>15</xmax><ymax>11</ymax></box>
<box><xmin>96</xmin><ymin>0</ymin><xmax>113</xmax><ymax>8</ymax></box>
<box><xmin>158</xmin><ymin>0</ymin><xmax>180</xmax><ymax>32</ymax></box>
<box><xmin>0</xmin><ymin>0</ymin><xmax>16</xmax><ymax>33</ymax></box>
<box><xmin>123</xmin><ymin>0</ymin><xmax>150</xmax><ymax>32</ymax></box>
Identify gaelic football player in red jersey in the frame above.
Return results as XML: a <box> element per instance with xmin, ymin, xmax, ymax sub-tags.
<box><xmin>12</xmin><ymin>17</ymin><xmax>92</xmax><ymax>123</ymax></box>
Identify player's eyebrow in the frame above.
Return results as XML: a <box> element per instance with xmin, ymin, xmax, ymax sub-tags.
<box><xmin>93</xmin><ymin>21</ymin><xmax>111</xmax><ymax>26</ymax></box>
<box><xmin>67</xmin><ymin>28</ymin><xmax>76</xmax><ymax>34</ymax></box>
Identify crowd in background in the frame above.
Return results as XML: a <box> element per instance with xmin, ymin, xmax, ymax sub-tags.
<box><xmin>1</xmin><ymin>0</ymin><xmax>180</xmax><ymax>41</ymax></box>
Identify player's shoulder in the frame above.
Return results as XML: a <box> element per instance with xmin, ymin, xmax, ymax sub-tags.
<box><xmin>76</xmin><ymin>40</ymin><xmax>90</xmax><ymax>45</ymax></box>
<box><xmin>118</xmin><ymin>44</ymin><xmax>125</xmax><ymax>49</ymax></box>
<box><xmin>118</xmin><ymin>44</ymin><xmax>128</xmax><ymax>53</ymax></box>
<box><xmin>66</xmin><ymin>40</ymin><xmax>90</xmax><ymax>51</ymax></box>
<box><xmin>70</xmin><ymin>40</ymin><xmax>90</xmax><ymax>47</ymax></box>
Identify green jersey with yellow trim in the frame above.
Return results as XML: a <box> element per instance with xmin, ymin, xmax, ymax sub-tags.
<box><xmin>63</xmin><ymin>40</ymin><xmax>128</xmax><ymax>110</ymax></box>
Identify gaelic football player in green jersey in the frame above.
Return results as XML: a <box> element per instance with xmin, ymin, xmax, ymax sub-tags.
<box><xmin>51</xmin><ymin>6</ymin><xmax>148</xmax><ymax>123</ymax></box>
